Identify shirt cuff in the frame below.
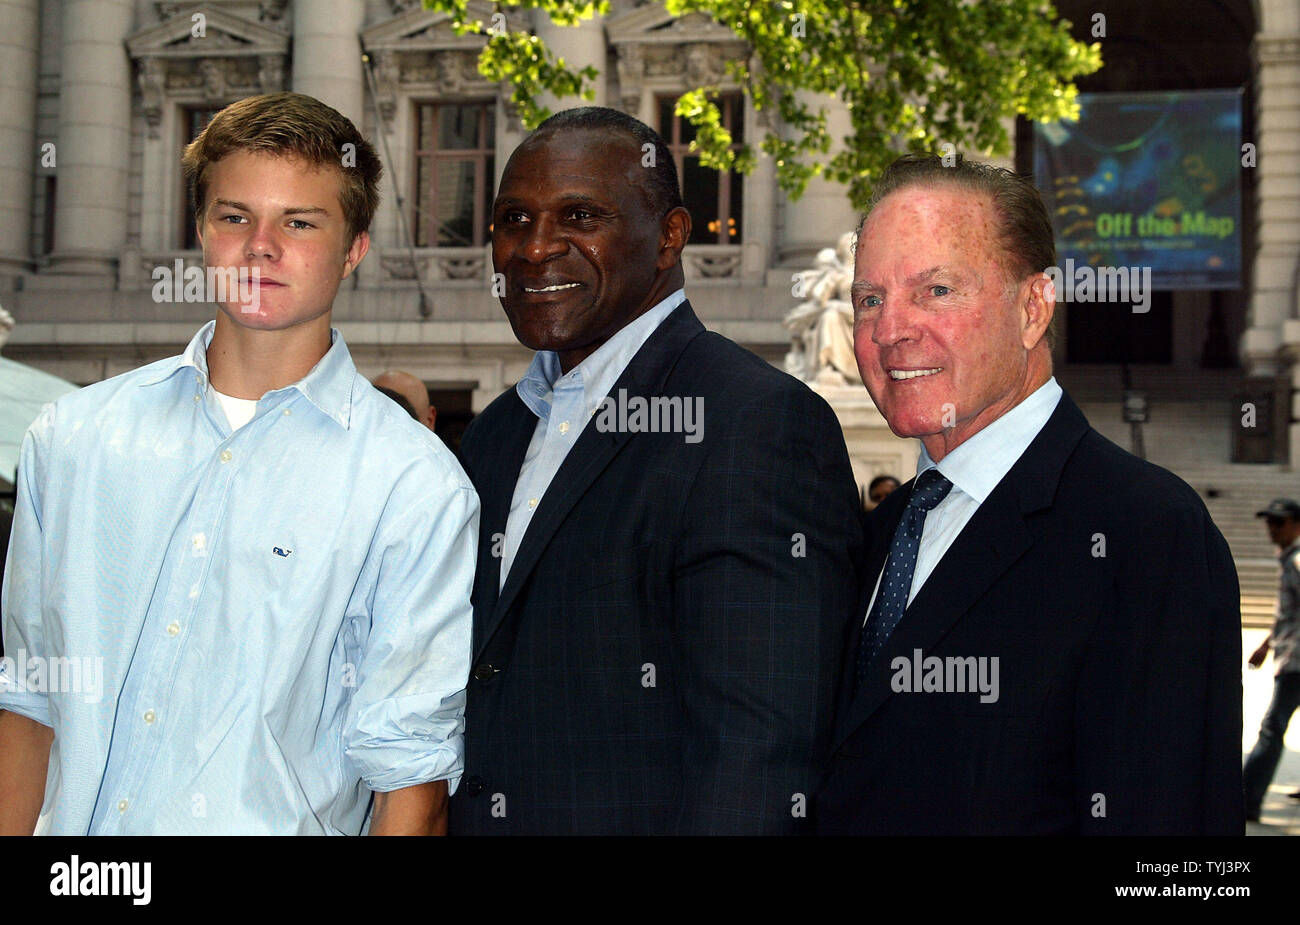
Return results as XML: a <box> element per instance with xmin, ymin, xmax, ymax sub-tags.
<box><xmin>0</xmin><ymin>688</ymin><xmax>52</xmax><ymax>728</ymax></box>
<box><xmin>344</xmin><ymin>689</ymin><xmax>466</xmax><ymax>794</ymax></box>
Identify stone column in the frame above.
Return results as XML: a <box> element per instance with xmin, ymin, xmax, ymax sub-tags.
<box><xmin>1244</xmin><ymin>3</ymin><xmax>1300</xmax><ymax>378</ymax></box>
<box><xmin>0</xmin><ymin>0</ymin><xmax>39</xmax><ymax>279</ymax></box>
<box><xmin>48</xmin><ymin>0</ymin><xmax>133</xmax><ymax>277</ymax></box>
<box><xmin>291</xmin><ymin>0</ymin><xmax>365</xmax><ymax>128</ymax></box>
<box><xmin>531</xmin><ymin>9</ymin><xmax>607</xmax><ymax>112</ymax></box>
<box><xmin>1248</xmin><ymin>2</ymin><xmax>1300</xmax><ymax>462</ymax></box>
<box><xmin>777</xmin><ymin>92</ymin><xmax>859</xmax><ymax>266</ymax></box>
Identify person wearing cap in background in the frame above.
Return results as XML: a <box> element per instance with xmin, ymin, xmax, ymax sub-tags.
<box><xmin>1243</xmin><ymin>498</ymin><xmax>1300</xmax><ymax>821</ymax></box>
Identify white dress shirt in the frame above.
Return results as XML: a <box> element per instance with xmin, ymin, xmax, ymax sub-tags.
<box><xmin>864</xmin><ymin>377</ymin><xmax>1064</xmax><ymax>621</ymax></box>
<box><xmin>499</xmin><ymin>289</ymin><xmax>687</xmax><ymax>588</ymax></box>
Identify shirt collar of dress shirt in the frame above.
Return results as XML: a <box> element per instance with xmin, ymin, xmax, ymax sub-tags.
<box><xmin>515</xmin><ymin>288</ymin><xmax>687</xmax><ymax>421</ymax></box>
<box><xmin>140</xmin><ymin>319</ymin><xmax>358</xmax><ymax>430</ymax></box>
<box><xmin>916</xmin><ymin>376</ymin><xmax>1064</xmax><ymax>505</ymax></box>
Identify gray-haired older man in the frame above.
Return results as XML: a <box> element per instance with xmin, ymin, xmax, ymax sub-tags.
<box><xmin>815</xmin><ymin>154</ymin><xmax>1243</xmax><ymax>835</ymax></box>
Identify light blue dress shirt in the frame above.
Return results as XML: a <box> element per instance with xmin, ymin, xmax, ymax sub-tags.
<box><xmin>865</xmin><ymin>377</ymin><xmax>1063</xmax><ymax>617</ymax></box>
<box><xmin>499</xmin><ymin>288</ymin><xmax>687</xmax><ymax>587</ymax></box>
<box><xmin>0</xmin><ymin>321</ymin><xmax>479</xmax><ymax>835</ymax></box>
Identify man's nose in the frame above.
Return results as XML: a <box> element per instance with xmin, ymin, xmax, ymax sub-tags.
<box><xmin>518</xmin><ymin>215</ymin><xmax>567</xmax><ymax>263</ymax></box>
<box><xmin>243</xmin><ymin>220</ymin><xmax>282</xmax><ymax>262</ymax></box>
<box><xmin>867</xmin><ymin>298</ymin><xmax>920</xmax><ymax>347</ymax></box>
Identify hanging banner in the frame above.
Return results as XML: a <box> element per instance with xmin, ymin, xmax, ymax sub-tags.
<box><xmin>1033</xmin><ymin>89</ymin><xmax>1243</xmax><ymax>290</ymax></box>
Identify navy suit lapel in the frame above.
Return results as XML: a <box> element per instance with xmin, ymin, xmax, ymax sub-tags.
<box><xmin>469</xmin><ymin>400</ymin><xmax>536</xmax><ymax>656</ymax></box>
<box><xmin>831</xmin><ymin>390</ymin><xmax>1092</xmax><ymax>753</ymax></box>
<box><xmin>475</xmin><ymin>300</ymin><xmax>707</xmax><ymax>660</ymax></box>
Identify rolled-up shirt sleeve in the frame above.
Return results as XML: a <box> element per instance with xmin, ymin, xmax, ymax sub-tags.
<box><xmin>343</xmin><ymin>479</ymin><xmax>479</xmax><ymax>794</ymax></box>
<box><xmin>0</xmin><ymin>405</ymin><xmax>54</xmax><ymax>727</ymax></box>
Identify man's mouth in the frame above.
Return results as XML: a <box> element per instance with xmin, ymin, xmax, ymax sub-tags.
<box><xmin>521</xmin><ymin>282</ymin><xmax>582</xmax><ymax>293</ymax></box>
<box><xmin>888</xmin><ymin>367</ymin><xmax>943</xmax><ymax>381</ymax></box>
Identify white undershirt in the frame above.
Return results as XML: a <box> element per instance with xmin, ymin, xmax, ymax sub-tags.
<box><xmin>210</xmin><ymin>384</ymin><xmax>258</xmax><ymax>431</ymax></box>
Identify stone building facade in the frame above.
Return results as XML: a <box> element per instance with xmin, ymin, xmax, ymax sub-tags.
<box><xmin>0</xmin><ymin>0</ymin><xmax>1297</xmax><ymax>468</ymax></box>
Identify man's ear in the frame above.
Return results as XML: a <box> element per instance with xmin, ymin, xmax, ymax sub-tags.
<box><xmin>342</xmin><ymin>230</ymin><xmax>370</xmax><ymax>280</ymax></box>
<box><xmin>656</xmin><ymin>206</ymin><xmax>692</xmax><ymax>271</ymax></box>
<box><xmin>1021</xmin><ymin>271</ymin><xmax>1056</xmax><ymax>351</ymax></box>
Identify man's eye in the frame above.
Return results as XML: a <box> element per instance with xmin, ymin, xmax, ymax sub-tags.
<box><xmin>219</xmin><ymin>214</ymin><xmax>246</xmax><ymax>224</ymax></box>
<box><xmin>930</xmin><ymin>285</ymin><xmax>952</xmax><ymax>297</ymax></box>
<box><xmin>288</xmin><ymin>219</ymin><xmax>314</xmax><ymax>230</ymax></box>
<box><xmin>568</xmin><ymin>209</ymin><xmax>593</xmax><ymax>222</ymax></box>
<box><xmin>860</xmin><ymin>295</ymin><xmax>882</xmax><ymax>309</ymax></box>
<box><xmin>500</xmin><ymin>211</ymin><xmax>527</xmax><ymax>224</ymax></box>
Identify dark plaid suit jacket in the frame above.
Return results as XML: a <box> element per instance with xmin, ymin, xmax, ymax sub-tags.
<box><xmin>447</xmin><ymin>300</ymin><xmax>863</xmax><ymax>834</ymax></box>
<box><xmin>814</xmin><ymin>391</ymin><xmax>1244</xmax><ymax>834</ymax></box>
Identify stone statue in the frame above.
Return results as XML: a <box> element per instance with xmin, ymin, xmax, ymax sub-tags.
<box><xmin>0</xmin><ymin>301</ymin><xmax>13</xmax><ymax>351</ymax></box>
<box><xmin>784</xmin><ymin>231</ymin><xmax>858</xmax><ymax>386</ymax></box>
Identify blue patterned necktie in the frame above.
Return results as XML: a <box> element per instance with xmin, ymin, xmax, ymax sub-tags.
<box><xmin>855</xmin><ymin>468</ymin><xmax>954</xmax><ymax>693</ymax></box>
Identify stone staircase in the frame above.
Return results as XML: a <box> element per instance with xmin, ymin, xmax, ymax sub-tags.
<box><xmin>1060</xmin><ymin>366</ymin><xmax>1297</xmax><ymax>627</ymax></box>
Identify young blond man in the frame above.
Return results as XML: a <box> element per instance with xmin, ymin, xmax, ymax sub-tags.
<box><xmin>0</xmin><ymin>93</ymin><xmax>478</xmax><ymax>835</ymax></box>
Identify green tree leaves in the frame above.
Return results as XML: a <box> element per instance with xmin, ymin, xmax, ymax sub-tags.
<box><xmin>422</xmin><ymin>0</ymin><xmax>1101</xmax><ymax>208</ymax></box>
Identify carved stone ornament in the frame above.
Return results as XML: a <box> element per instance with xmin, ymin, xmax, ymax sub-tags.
<box><xmin>138</xmin><ymin>58</ymin><xmax>168</xmax><ymax>139</ymax></box>
<box><xmin>616</xmin><ymin>43</ymin><xmax>646</xmax><ymax>114</ymax></box>
<box><xmin>371</xmin><ymin>51</ymin><xmax>400</xmax><ymax>123</ymax></box>
<box><xmin>257</xmin><ymin>54</ymin><xmax>284</xmax><ymax>93</ymax></box>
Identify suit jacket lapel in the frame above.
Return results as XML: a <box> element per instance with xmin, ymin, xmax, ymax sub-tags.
<box><xmin>832</xmin><ymin>390</ymin><xmax>1092</xmax><ymax>752</ymax></box>
<box><xmin>469</xmin><ymin>401</ymin><xmax>536</xmax><ymax>656</ymax></box>
<box><xmin>475</xmin><ymin>300</ymin><xmax>707</xmax><ymax>660</ymax></box>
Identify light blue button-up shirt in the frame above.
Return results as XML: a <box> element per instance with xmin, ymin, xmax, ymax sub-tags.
<box><xmin>499</xmin><ymin>289</ymin><xmax>686</xmax><ymax>588</ymax></box>
<box><xmin>865</xmin><ymin>377</ymin><xmax>1063</xmax><ymax>617</ymax></box>
<box><xmin>0</xmin><ymin>321</ymin><xmax>479</xmax><ymax>835</ymax></box>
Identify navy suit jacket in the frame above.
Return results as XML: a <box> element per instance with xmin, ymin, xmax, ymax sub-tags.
<box><xmin>448</xmin><ymin>300</ymin><xmax>863</xmax><ymax>834</ymax></box>
<box><xmin>815</xmin><ymin>391</ymin><xmax>1244</xmax><ymax>834</ymax></box>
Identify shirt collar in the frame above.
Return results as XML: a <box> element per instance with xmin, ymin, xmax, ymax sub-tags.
<box><xmin>1280</xmin><ymin>538</ymin><xmax>1300</xmax><ymax>563</ymax></box>
<box><xmin>142</xmin><ymin>320</ymin><xmax>358</xmax><ymax>429</ymax></box>
<box><xmin>917</xmin><ymin>377</ymin><xmax>1063</xmax><ymax>504</ymax></box>
<box><xmin>515</xmin><ymin>289</ymin><xmax>686</xmax><ymax>421</ymax></box>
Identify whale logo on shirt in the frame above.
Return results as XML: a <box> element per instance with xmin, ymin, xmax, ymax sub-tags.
<box><xmin>273</xmin><ymin>547</ymin><xmax>292</xmax><ymax>557</ymax></box>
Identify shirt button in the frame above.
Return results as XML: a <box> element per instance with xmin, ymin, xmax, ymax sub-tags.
<box><xmin>283</xmin><ymin>408</ymin><xmax>291</xmax><ymax>416</ymax></box>
<box><xmin>528</xmin><ymin>498</ymin><xmax>538</xmax><ymax>509</ymax></box>
<box><xmin>559</xmin><ymin>421</ymin><xmax>570</xmax><ymax>434</ymax></box>
<box><xmin>166</xmin><ymin>621</ymin><xmax>180</xmax><ymax>636</ymax></box>
<box><xmin>188</xmin><ymin>586</ymin><xmax>199</xmax><ymax>600</ymax></box>
<box><xmin>118</xmin><ymin>799</ymin><xmax>129</xmax><ymax>813</ymax></box>
<box><xmin>194</xmin><ymin>394</ymin><xmax>201</xmax><ymax>403</ymax></box>
<box><xmin>143</xmin><ymin>709</ymin><xmax>156</xmax><ymax>724</ymax></box>
<box><xmin>220</xmin><ymin>449</ymin><xmax>233</xmax><ymax>463</ymax></box>
<box><xmin>191</xmin><ymin>533</ymin><xmax>206</xmax><ymax>553</ymax></box>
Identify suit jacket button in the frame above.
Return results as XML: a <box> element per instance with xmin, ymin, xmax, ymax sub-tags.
<box><xmin>465</xmin><ymin>776</ymin><xmax>484</xmax><ymax>796</ymax></box>
<box><xmin>472</xmin><ymin>664</ymin><xmax>496</xmax><ymax>681</ymax></box>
